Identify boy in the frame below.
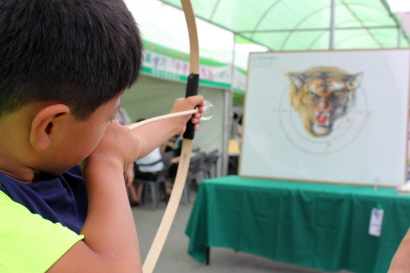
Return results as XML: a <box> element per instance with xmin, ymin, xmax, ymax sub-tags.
<box><xmin>0</xmin><ymin>0</ymin><xmax>204</xmax><ymax>272</ymax></box>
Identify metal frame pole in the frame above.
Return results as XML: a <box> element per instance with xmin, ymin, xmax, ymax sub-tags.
<box><xmin>329</xmin><ymin>0</ymin><xmax>336</xmax><ymax>49</ymax></box>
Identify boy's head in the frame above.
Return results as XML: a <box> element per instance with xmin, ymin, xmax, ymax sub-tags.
<box><xmin>0</xmin><ymin>0</ymin><xmax>143</xmax><ymax>120</ymax></box>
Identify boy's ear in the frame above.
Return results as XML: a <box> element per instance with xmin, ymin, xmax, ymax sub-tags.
<box><xmin>30</xmin><ymin>104</ymin><xmax>70</xmax><ymax>151</ymax></box>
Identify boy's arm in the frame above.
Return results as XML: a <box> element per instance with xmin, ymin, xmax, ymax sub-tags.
<box><xmin>130</xmin><ymin>96</ymin><xmax>204</xmax><ymax>159</ymax></box>
<box><xmin>48</xmin><ymin>162</ymin><xmax>141</xmax><ymax>272</ymax></box>
<box><xmin>388</xmin><ymin>228</ymin><xmax>410</xmax><ymax>273</ymax></box>
<box><xmin>48</xmin><ymin>123</ymin><xmax>142</xmax><ymax>273</ymax></box>
<box><xmin>47</xmin><ymin>95</ymin><xmax>204</xmax><ymax>272</ymax></box>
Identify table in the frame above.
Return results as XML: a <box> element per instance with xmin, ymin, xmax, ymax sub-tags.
<box><xmin>185</xmin><ymin>175</ymin><xmax>410</xmax><ymax>273</ymax></box>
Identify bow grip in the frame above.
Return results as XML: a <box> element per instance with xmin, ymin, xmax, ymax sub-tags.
<box><xmin>183</xmin><ymin>73</ymin><xmax>199</xmax><ymax>140</ymax></box>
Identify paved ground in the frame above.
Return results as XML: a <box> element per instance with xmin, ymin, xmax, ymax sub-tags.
<box><xmin>132</xmin><ymin>192</ymin><xmax>353</xmax><ymax>273</ymax></box>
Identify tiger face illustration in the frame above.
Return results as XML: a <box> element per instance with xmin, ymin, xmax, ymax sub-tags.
<box><xmin>286</xmin><ymin>67</ymin><xmax>362</xmax><ymax>137</ymax></box>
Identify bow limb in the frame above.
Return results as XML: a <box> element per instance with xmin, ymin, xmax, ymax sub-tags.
<box><xmin>142</xmin><ymin>1</ymin><xmax>199</xmax><ymax>272</ymax></box>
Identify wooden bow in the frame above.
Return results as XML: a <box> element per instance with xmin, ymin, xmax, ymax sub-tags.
<box><xmin>142</xmin><ymin>1</ymin><xmax>199</xmax><ymax>272</ymax></box>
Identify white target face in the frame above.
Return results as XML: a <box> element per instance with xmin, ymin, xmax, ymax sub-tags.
<box><xmin>240</xmin><ymin>50</ymin><xmax>410</xmax><ymax>186</ymax></box>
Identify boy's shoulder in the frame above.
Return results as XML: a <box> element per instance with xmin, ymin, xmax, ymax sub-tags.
<box><xmin>0</xmin><ymin>190</ymin><xmax>84</xmax><ymax>272</ymax></box>
<box><xmin>0</xmin><ymin>166</ymin><xmax>88</xmax><ymax>233</ymax></box>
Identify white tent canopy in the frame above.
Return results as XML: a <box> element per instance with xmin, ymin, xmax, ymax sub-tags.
<box><xmin>124</xmin><ymin>0</ymin><xmax>267</xmax><ymax>70</ymax></box>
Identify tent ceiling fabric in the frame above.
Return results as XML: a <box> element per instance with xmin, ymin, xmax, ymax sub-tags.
<box><xmin>159</xmin><ymin>0</ymin><xmax>410</xmax><ymax>50</ymax></box>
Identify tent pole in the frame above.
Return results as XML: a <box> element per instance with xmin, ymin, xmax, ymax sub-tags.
<box><xmin>223</xmin><ymin>86</ymin><xmax>232</xmax><ymax>177</ymax></box>
<box><xmin>329</xmin><ymin>0</ymin><xmax>336</xmax><ymax>49</ymax></box>
<box><xmin>398</xmin><ymin>27</ymin><xmax>402</xmax><ymax>48</ymax></box>
<box><xmin>221</xmin><ymin>33</ymin><xmax>237</xmax><ymax>177</ymax></box>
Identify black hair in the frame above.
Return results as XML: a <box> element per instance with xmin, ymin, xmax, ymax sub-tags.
<box><xmin>0</xmin><ymin>0</ymin><xmax>143</xmax><ymax>120</ymax></box>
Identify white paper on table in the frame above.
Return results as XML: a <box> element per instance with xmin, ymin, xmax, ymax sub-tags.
<box><xmin>369</xmin><ymin>208</ymin><xmax>384</xmax><ymax>237</ymax></box>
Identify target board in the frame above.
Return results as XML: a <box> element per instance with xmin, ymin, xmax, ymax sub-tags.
<box><xmin>240</xmin><ymin>49</ymin><xmax>410</xmax><ymax>187</ymax></box>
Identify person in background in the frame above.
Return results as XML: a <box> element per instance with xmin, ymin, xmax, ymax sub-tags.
<box><xmin>160</xmin><ymin>135</ymin><xmax>183</xmax><ymax>196</ymax></box>
<box><xmin>162</xmin><ymin>136</ymin><xmax>182</xmax><ymax>175</ymax></box>
<box><xmin>127</xmin><ymin>119</ymin><xmax>164</xmax><ymax>206</ymax></box>
<box><xmin>230</xmin><ymin>112</ymin><xmax>240</xmax><ymax>140</ymax></box>
<box><xmin>161</xmin><ymin>135</ymin><xmax>182</xmax><ymax>156</ymax></box>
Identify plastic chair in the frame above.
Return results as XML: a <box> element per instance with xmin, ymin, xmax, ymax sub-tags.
<box><xmin>134</xmin><ymin>151</ymin><xmax>174</xmax><ymax>210</ymax></box>
<box><xmin>183</xmin><ymin>152</ymin><xmax>206</xmax><ymax>204</ymax></box>
<box><xmin>201</xmin><ymin>149</ymin><xmax>219</xmax><ymax>179</ymax></box>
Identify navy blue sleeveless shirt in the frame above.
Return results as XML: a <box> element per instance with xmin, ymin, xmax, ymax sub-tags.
<box><xmin>0</xmin><ymin>165</ymin><xmax>88</xmax><ymax>234</ymax></box>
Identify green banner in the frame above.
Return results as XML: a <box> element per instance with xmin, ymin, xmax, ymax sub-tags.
<box><xmin>142</xmin><ymin>40</ymin><xmax>246</xmax><ymax>92</ymax></box>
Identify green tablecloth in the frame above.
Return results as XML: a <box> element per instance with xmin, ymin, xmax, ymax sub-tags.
<box><xmin>185</xmin><ymin>175</ymin><xmax>410</xmax><ymax>273</ymax></box>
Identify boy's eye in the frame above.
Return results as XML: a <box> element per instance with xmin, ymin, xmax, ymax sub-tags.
<box><xmin>108</xmin><ymin>118</ymin><xmax>115</xmax><ymax>122</ymax></box>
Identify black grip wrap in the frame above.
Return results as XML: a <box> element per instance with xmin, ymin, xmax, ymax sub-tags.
<box><xmin>183</xmin><ymin>73</ymin><xmax>199</xmax><ymax>140</ymax></box>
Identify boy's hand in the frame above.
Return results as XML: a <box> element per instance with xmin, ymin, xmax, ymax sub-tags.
<box><xmin>170</xmin><ymin>95</ymin><xmax>205</xmax><ymax>134</ymax></box>
<box><xmin>86</xmin><ymin>120</ymin><xmax>140</xmax><ymax>171</ymax></box>
<box><xmin>124</xmin><ymin>163</ymin><xmax>135</xmax><ymax>188</ymax></box>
